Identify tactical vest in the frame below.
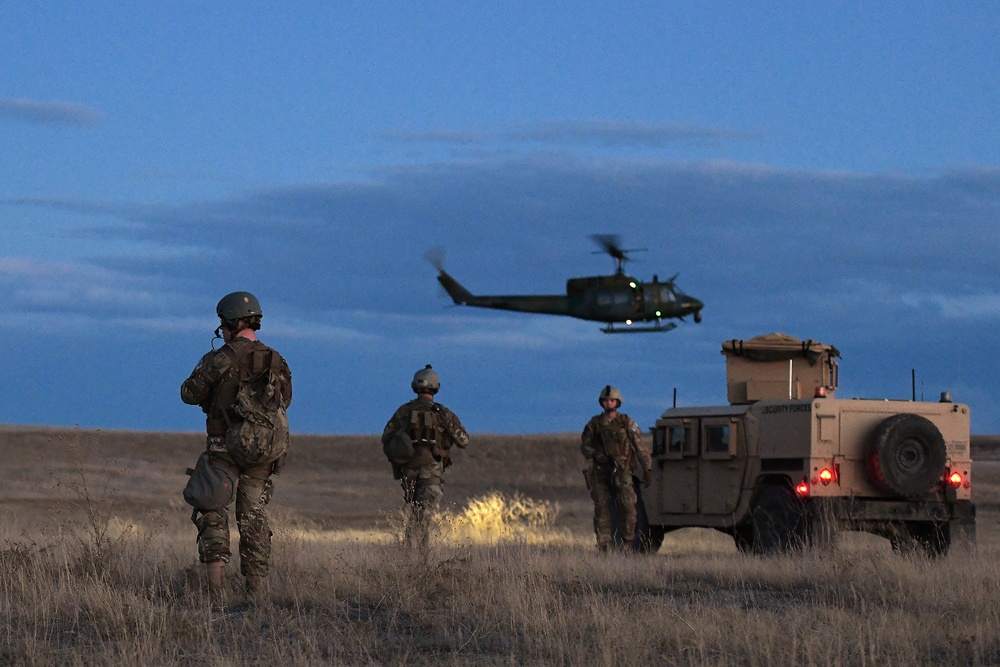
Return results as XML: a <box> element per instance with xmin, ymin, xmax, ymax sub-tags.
<box><xmin>205</xmin><ymin>339</ymin><xmax>286</xmax><ymax>437</ymax></box>
<box><xmin>407</xmin><ymin>405</ymin><xmax>442</xmax><ymax>446</ymax></box>
<box><xmin>597</xmin><ymin>414</ymin><xmax>634</xmax><ymax>460</ymax></box>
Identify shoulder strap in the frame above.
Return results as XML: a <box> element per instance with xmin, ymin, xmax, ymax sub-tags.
<box><xmin>220</xmin><ymin>340</ymin><xmax>255</xmax><ymax>366</ymax></box>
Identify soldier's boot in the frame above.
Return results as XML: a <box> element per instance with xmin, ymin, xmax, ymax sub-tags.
<box><xmin>622</xmin><ymin>533</ymin><xmax>636</xmax><ymax>553</ymax></box>
<box><xmin>245</xmin><ymin>575</ymin><xmax>268</xmax><ymax>605</ymax></box>
<box><xmin>206</xmin><ymin>561</ymin><xmax>225</xmax><ymax>600</ymax></box>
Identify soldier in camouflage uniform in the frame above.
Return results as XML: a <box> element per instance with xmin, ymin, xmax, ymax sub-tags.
<box><xmin>581</xmin><ymin>385</ymin><xmax>652</xmax><ymax>552</ymax></box>
<box><xmin>381</xmin><ymin>365</ymin><xmax>469</xmax><ymax>545</ymax></box>
<box><xmin>181</xmin><ymin>291</ymin><xmax>292</xmax><ymax>599</ymax></box>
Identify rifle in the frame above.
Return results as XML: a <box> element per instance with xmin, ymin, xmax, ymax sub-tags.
<box><xmin>597</xmin><ymin>431</ymin><xmax>619</xmax><ymax>475</ymax></box>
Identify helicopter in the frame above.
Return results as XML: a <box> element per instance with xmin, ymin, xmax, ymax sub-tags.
<box><xmin>429</xmin><ymin>235</ymin><xmax>704</xmax><ymax>333</ymax></box>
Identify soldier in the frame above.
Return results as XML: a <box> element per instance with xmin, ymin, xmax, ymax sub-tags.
<box><xmin>381</xmin><ymin>365</ymin><xmax>469</xmax><ymax>545</ymax></box>
<box><xmin>581</xmin><ymin>385</ymin><xmax>652</xmax><ymax>552</ymax></box>
<box><xmin>181</xmin><ymin>291</ymin><xmax>292</xmax><ymax>600</ymax></box>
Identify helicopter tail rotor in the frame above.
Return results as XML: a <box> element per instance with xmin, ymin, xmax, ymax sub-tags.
<box><xmin>423</xmin><ymin>246</ymin><xmax>446</xmax><ymax>273</ymax></box>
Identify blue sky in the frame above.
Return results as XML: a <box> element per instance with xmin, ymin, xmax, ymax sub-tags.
<box><xmin>3</xmin><ymin>3</ymin><xmax>1000</xmax><ymax>435</ymax></box>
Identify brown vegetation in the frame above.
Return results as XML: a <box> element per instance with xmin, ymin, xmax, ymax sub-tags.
<box><xmin>2</xmin><ymin>426</ymin><xmax>1000</xmax><ymax>665</ymax></box>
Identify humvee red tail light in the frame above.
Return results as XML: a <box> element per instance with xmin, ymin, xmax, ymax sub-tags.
<box><xmin>810</xmin><ymin>464</ymin><xmax>838</xmax><ymax>487</ymax></box>
<box><xmin>947</xmin><ymin>470</ymin><xmax>967</xmax><ymax>489</ymax></box>
<box><xmin>795</xmin><ymin>479</ymin><xmax>810</xmax><ymax>498</ymax></box>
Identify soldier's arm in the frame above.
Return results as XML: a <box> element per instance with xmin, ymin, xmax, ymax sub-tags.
<box><xmin>280</xmin><ymin>358</ymin><xmax>293</xmax><ymax>407</ymax></box>
<box><xmin>630</xmin><ymin>419</ymin><xmax>653</xmax><ymax>473</ymax></box>
<box><xmin>180</xmin><ymin>351</ymin><xmax>230</xmax><ymax>407</ymax></box>
<box><xmin>581</xmin><ymin>420</ymin><xmax>597</xmax><ymax>460</ymax></box>
<box><xmin>381</xmin><ymin>406</ymin><xmax>406</xmax><ymax>446</ymax></box>
<box><xmin>442</xmin><ymin>408</ymin><xmax>470</xmax><ymax>448</ymax></box>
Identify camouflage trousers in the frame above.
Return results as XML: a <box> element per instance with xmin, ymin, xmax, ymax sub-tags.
<box><xmin>195</xmin><ymin>460</ymin><xmax>274</xmax><ymax>577</ymax></box>
<box><xmin>589</xmin><ymin>463</ymin><xmax>637</xmax><ymax>550</ymax></box>
<box><xmin>400</xmin><ymin>461</ymin><xmax>445</xmax><ymax>543</ymax></box>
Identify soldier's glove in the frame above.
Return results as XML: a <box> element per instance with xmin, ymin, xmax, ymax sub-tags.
<box><xmin>642</xmin><ymin>470</ymin><xmax>652</xmax><ymax>488</ymax></box>
<box><xmin>594</xmin><ymin>453</ymin><xmax>610</xmax><ymax>465</ymax></box>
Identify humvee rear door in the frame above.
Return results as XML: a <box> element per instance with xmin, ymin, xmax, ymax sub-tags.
<box><xmin>698</xmin><ymin>417</ymin><xmax>747</xmax><ymax>515</ymax></box>
<box><xmin>653</xmin><ymin>419</ymin><xmax>698</xmax><ymax>513</ymax></box>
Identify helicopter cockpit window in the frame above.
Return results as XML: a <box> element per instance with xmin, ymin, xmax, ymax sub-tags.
<box><xmin>597</xmin><ymin>294</ymin><xmax>612</xmax><ymax>306</ymax></box>
<box><xmin>660</xmin><ymin>287</ymin><xmax>675</xmax><ymax>302</ymax></box>
<box><xmin>613</xmin><ymin>292</ymin><xmax>630</xmax><ymax>305</ymax></box>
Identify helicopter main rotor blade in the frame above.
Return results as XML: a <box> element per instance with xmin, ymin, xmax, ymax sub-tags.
<box><xmin>589</xmin><ymin>234</ymin><xmax>626</xmax><ymax>261</ymax></box>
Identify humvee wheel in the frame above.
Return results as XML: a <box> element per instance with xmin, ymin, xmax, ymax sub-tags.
<box><xmin>733</xmin><ymin>525</ymin><xmax>754</xmax><ymax>553</ymax></box>
<box><xmin>750</xmin><ymin>485</ymin><xmax>806</xmax><ymax>554</ymax></box>
<box><xmin>635</xmin><ymin>525</ymin><xmax>666</xmax><ymax>554</ymax></box>
<box><xmin>867</xmin><ymin>414</ymin><xmax>947</xmax><ymax>499</ymax></box>
<box><xmin>889</xmin><ymin>521</ymin><xmax>950</xmax><ymax>558</ymax></box>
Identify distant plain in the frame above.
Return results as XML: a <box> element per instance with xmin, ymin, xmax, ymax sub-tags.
<box><xmin>3</xmin><ymin>426</ymin><xmax>1000</xmax><ymax>665</ymax></box>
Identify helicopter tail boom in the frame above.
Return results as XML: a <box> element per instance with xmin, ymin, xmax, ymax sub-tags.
<box><xmin>437</xmin><ymin>269</ymin><xmax>575</xmax><ymax>315</ymax></box>
<box><xmin>437</xmin><ymin>269</ymin><xmax>475</xmax><ymax>305</ymax></box>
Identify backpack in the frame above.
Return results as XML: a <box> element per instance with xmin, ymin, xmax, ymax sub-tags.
<box><xmin>383</xmin><ymin>427</ymin><xmax>415</xmax><ymax>468</ymax></box>
<box><xmin>224</xmin><ymin>343</ymin><xmax>290</xmax><ymax>468</ymax></box>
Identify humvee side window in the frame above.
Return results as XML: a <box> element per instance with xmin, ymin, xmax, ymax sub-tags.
<box><xmin>658</xmin><ymin>424</ymin><xmax>694</xmax><ymax>459</ymax></box>
<box><xmin>704</xmin><ymin>425</ymin><xmax>731</xmax><ymax>455</ymax></box>
<box><xmin>667</xmin><ymin>427</ymin><xmax>684</xmax><ymax>453</ymax></box>
<box><xmin>678</xmin><ymin>426</ymin><xmax>695</xmax><ymax>454</ymax></box>
<box><xmin>652</xmin><ymin>427</ymin><xmax>666</xmax><ymax>456</ymax></box>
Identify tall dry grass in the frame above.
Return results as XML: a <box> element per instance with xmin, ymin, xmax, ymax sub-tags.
<box><xmin>4</xmin><ymin>489</ymin><xmax>1000</xmax><ymax>666</ymax></box>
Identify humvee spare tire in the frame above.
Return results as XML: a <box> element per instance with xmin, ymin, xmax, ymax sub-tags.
<box><xmin>866</xmin><ymin>414</ymin><xmax>947</xmax><ymax>499</ymax></box>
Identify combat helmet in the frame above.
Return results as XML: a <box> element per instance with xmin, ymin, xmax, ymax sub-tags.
<box><xmin>217</xmin><ymin>291</ymin><xmax>263</xmax><ymax>329</ymax></box>
<box><xmin>599</xmin><ymin>385</ymin><xmax>623</xmax><ymax>407</ymax></box>
<box><xmin>412</xmin><ymin>364</ymin><xmax>440</xmax><ymax>394</ymax></box>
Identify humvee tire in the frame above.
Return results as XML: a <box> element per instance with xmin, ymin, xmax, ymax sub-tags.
<box><xmin>750</xmin><ymin>485</ymin><xmax>807</xmax><ymax>554</ymax></box>
<box><xmin>867</xmin><ymin>414</ymin><xmax>947</xmax><ymax>499</ymax></box>
<box><xmin>633</xmin><ymin>480</ymin><xmax>667</xmax><ymax>554</ymax></box>
<box><xmin>732</xmin><ymin>525</ymin><xmax>753</xmax><ymax>553</ymax></box>
<box><xmin>890</xmin><ymin>516</ymin><xmax>975</xmax><ymax>558</ymax></box>
<box><xmin>888</xmin><ymin>521</ymin><xmax>949</xmax><ymax>557</ymax></box>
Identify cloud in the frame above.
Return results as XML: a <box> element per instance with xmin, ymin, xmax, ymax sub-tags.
<box><xmin>7</xmin><ymin>150</ymin><xmax>1000</xmax><ymax>433</ymax></box>
<box><xmin>901</xmin><ymin>291</ymin><xmax>1000</xmax><ymax>320</ymax></box>
<box><xmin>385</xmin><ymin>119</ymin><xmax>761</xmax><ymax>148</ymax></box>
<box><xmin>0</xmin><ymin>97</ymin><xmax>104</xmax><ymax>127</ymax></box>
<box><xmin>11</xmin><ymin>155</ymin><xmax>1000</xmax><ymax>325</ymax></box>
<box><xmin>0</xmin><ymin>256</ymin><xmax>190</xmax><ymax>323</ymax></box>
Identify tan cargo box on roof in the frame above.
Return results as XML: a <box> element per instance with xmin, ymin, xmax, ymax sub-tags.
<box><xmin>723</xmin><ymin>332</ymin><xmax>840</xmax><ymax>403</ymax></box>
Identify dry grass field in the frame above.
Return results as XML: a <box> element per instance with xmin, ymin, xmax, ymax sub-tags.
<box><xmin>3</xmin><ymin>426</ymin><xmax>1000</xmax><ymax>665</ymax></box>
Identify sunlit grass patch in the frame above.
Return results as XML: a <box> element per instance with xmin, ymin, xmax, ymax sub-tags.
<box><xmin>440</xmin><ymin>491</ymin><xmax>573</xmax><ymax>545</ymax></box>
<box><xmin>275</xmin><ymin>492</ymin><xmax>577</xmax><ymax>547</ymax></box>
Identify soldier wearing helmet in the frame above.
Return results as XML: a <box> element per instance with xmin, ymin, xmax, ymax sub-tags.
<box><xmin>381</xmin><ymin>365</ymin><xmax>469</xmax><ymax>546</ymax></box>
<box><xmin>581</xmin><ymin>385</ymin><xmax>652</xmax><ymax>552</ymax></box>
<box><xmin>181</xmin><ymin>291</ymin><xmax>293</xmax><ymax>601</ymax></box>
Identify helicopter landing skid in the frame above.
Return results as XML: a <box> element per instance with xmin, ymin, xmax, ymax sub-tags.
<box><xmin>601</xmin><ymin>322</ymin><xmax>678</xmax><ymax>334</ymax></box>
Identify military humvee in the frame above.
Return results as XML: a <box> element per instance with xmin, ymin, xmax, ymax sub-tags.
<box><xmin>640</xmin><ymin>333</ymin><xmax>975</xmax><ymax>556</ymax></box>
